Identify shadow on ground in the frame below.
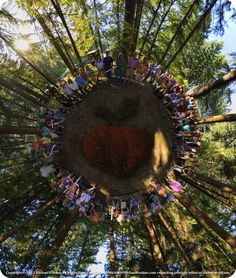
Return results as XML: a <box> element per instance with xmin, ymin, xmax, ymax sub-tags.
<box><xmin>63</xmin><ymin>81</ymin><xmax>174</xmax><ymax>196</ymax></box>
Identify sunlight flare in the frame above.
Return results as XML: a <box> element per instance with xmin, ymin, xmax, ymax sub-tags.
<box><xmin>14</xmin><ymin>39</ymin><xmax>30</xmax><ymax>51</ymax></box>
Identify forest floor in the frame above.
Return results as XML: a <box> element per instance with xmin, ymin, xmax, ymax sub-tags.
<box><xmin>63</xmin><ymin>80</ymin><xmax>174</xmax><ymax>196</ymax></box>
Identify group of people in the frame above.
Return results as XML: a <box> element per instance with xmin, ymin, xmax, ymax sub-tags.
<box><xmin>44</xmin><ymin>66</ymin><xmax>96</xmax><ymax>111</ymax></box>
<box><xmin>25</xmin><ymin>49</ymin><xmax>202</xmax><ymax>224</ymax></box>
<box><xmin>27</xmin><ymin>106</ymin><xmax>65</xmax><ymax>180</ymax></box>
<box><xmin>93</xmin><ymin>50</ymin><xmax>164</xmax><ymax>85</ymax></box>
<box><xmin>151</xmin><ymin>70</ymin><xmax>202</xmax><ymax>166</ymax></box>
<box><xmin>49</xmin><ymin>170</ymin><xmax>107</xmax><ymax>222</ymax></box>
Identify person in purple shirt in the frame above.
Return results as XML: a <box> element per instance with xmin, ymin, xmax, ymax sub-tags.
<box><xmin>103</xmin><ymin>51</ymin><xmax>113</xmax><ymax>80</ymax></box>
<box><xmin>129</xmin><ymin>51</ymin><xmax>139</xmax><ymax>78</ymax></box>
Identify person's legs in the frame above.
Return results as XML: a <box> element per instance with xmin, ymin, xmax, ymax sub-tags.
<box><xmin>115</xmin><ymin>67</ymin><xmax>121</xmax><ymax>81</ymax></box>
<box><xmin>106</xmin><ymin>68</ymin><xmax>112</xmax><ymax>80</ymax></box>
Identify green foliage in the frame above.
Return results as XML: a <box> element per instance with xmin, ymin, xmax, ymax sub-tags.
<box><xmin>196</xmin><ymin>122</ymin><xmax>236</xmax><ymax>183</ymax></box>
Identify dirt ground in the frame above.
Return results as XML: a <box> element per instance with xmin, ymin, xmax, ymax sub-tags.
<box><xmin>63</xmin><ymin>80</ymin><xmax>174</xmax><ymax>196</ymax></box>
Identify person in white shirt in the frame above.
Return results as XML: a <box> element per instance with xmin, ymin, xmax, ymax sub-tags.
<box><xmin>67</xmin><ymin>78</ymin><xmax>83</xmax><ymax>98</ymax></box>
<box><xmin>95</xmin><ymin>55</ymin><xmax>105</xmax><ymax>80</ymax></box>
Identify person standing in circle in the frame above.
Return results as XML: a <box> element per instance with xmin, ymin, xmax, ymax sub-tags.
<box><xmin>95</xmin><ymin>54</ymin><xmax>105</xmax><ymax>80</ymax></box>
<box><xmin>103</xmin><ymin>51</ymin><xmax>113</xmax><ymax>80</ymax></box>
<box><xmin>115</xmin><ymin>52</ymin><xmax>126</xmax><ymax>83</ymax></box>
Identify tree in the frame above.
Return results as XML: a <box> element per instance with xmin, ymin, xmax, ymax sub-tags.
<box><xmin>148</xmin><ymin>0</ymin><xmax>177</xmax><ymax>58</ymax></box>
<box><xmin>0</xmin><ymin>35</ymin><xmax>57</xmax><ymax>86</ymax></box>
<box><xmin>156</xmin><ymin>213</ymin><xmax>195</xmax><ymax>271</ymax></box>
<box><xmin>36</xmin><ymin>14</ymin><xmax>75</xmax><ymax>72</ymax></box>
<box><xmin>0</xmin><ymin>196</ymin><xmax>59</xmax><ymax>243</ymax></box>
<box><xmin>122</xmin><ymin>0</ymin><xmax>137</xmax><ymax>55</ymax></box>
<box><xmin>131</xmin><ymin>0</ymin><xmax>144</xmax><ymax>53</ymax></box>
<box><xmin>32</xmin><ymin>212</ymin><xmax>78</xmax><ymax>277</ymax></box>
<box><xmin>197</xmin><ymin>114</ymin><xmax>236</xmax><ymax>124</ymax></box>
<box><xmin>139</xmin><ymin>0</ymin><xmax>163</xmax><ymax>57</ymax></box>
<box><xmin>189</xmin><ymin>171</ymin><xmax>236</xmax><ymax>194</ymax></box>
<box><xmin>0</xmin><ymin>75</ymin><xmax>43</xmax><ymax>106</ymax></box>
<box><xmin>165</xmin><ymin>0</ymin><xmax>218</xmax><ymax>69</ymax></box>
<box><xmin>187</xmin><ymin>69</ymin><xmax>236</xmax><ymax>98</ymax></box>
<box><xmin>93</xmin><ymin>0</ymin><xmax>103</xmax><ymax>53</ymax></box>
<box><xmin>0</xmin><ymin>125</ymin><xmax>39</xmax><ymax>135</ymax></box>
<box><xmin>109</xmin><ymin>220</ymin><xmax>116</xmax><ymax>276</ymax></box>
<box><xmin>166</xmin><ymin>188</ymin><xmax>236</xmax><ymax>251</ymax></box>
<box><xmin>179</xmin><ymin>174</ymin><xmax>236</xmax><ymax>212</ymax></box>
<box><xmin>141</xmin><ymin>205</ymin><xmax>167</xmax><ymax>272</ymax></box>
<box><xmin>50</xmin><ymin>0</ymin><xmax>82</xmax><ymax>64</ymax></box>
<box><xmin>159</xmin><ymin>0</ymin><xmax>199</xmax><ymax>64</ymax></box>
<box><xmin>1</xmin><ymin>74</ymin><xmax>47</xmax><ymax>102</ymax></box>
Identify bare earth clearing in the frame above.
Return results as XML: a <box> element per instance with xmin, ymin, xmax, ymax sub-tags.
<box><xmin>63</xmin><ymin>81</ymin><xmax>174</xmax><ymax>196</ymax></box>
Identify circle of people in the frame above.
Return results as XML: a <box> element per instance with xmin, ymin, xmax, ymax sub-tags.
<box><xmin>28</xmin><ymin>50</ymin><xmax>202</xmax><ymax>225</ymax></box>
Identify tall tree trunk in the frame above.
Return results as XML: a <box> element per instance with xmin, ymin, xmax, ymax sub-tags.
<box><xmin>141</xmin><ymin>205</ymin><xmax>167</xmax><ymax>273</ymax></box>
<box><xmin>54</xmin><ymin>27</ymin><xmax>75</xmax><ymax>67</ymax></box>
<box><xmin>197</xmin><ymin>114</ymin><xmax>236</xmax><ymax>124</ymax></box>
<box><xmin>166</xmin><ymin>188</ymin><xmax>236</xmax><ymax>251</ymax></box>
<box><xmin>16</xmin><ymin>75</ymin><xmax>45</xmax><ymax>94</ymax></box>
<box><xmin>179</xmin><ymin>175</ymin><xmax>236</xmax><ymax>212</ymax></box>
<box><xmin>0</xmin><ymin>103</ymin><xmax>37</xmax><ymax>123</ymax></box>
<box><xmin>116</xmin><ymin>0</ymin><xmax>121</xmax><ymax>47</ymax></box>
<box><xmin>189</xmin><ymin>171</ymin><xmax>236</xmax><ymax>194</ymax></box>
<box><xmin>139</xmin><ymin>0</ymin><xmax>163</xmax><ymax>57</ymax></box>
<box><xmin>0</xmin><ymin>196</ymin><xmax>59</xmax><ymax>243</ymax></box>
<box><xmin>6</xmin><ymin>75</ymin><xmax>47</xmax><ymax>102</ymax></box>
<box><xmin>50</xmin><ymin>0</ymin><xmax>82</xmax><ymax>64</ymax></box>
<box><xmin>109</xmin><ymin>219</ymin><xmax>116</xmax><ymax>276</ymax></box>
<box><xmin>80</xmin><ymin>0</ymin><xmax>99</xmax><ymax>49</ymax></box>
<box><xmin>148</xmin><ymin>0</ymin><xmax>176</xmax><ymax>58</ymax></box>
<box><xmin>93</xmin><ymin>0</ymin><xmax>103</xmax><ymax>53</ymax></box>
<box><xmin>156</xmin><ymin>213</ymin><xmax>194</xmax><ymax>271</ymax></box>
<box><xmin>41</xmin><ymin>4</ymin><xmax>75</xmax><ymax>68</ymax></box>
<box><xmin>36</xmin><ymin>14</ymin><xmax>74</xmax><ymax>72</ymax></box>
<box><xmin>0</xmin><ymin>141</ymin><xmax>33</xmax><ymax>150</ymax></box>
<box><xmin>165</xmin><ymin>0</ymin><xmax>218</xmax><ymax>69</ymax></box>
<box><xmin>131</xmin><ymin>0</ymin><xmax>144</xmax><ymax>53</ymax></box>
<box><xmin>0</xmin><ymin>184</ymin><xmax>47</xmax><ymax>223</ymax></box>
<box><xmin>0</xmin><ymin>95</ymin><xmax>33</xmax><ymax>113</ymax></box>
<box><xmin>0</xmin><ymin>75</ymin><xmax>42</xmax><ymax>106</ymax></box>
<box><xmin>122</xmin><ymin>0</ymin><xmax>137</xmax><ymax>56</ymax></box>
<box><xmin>33</xmin><ymin>212</ymin><xmax>77</xmax><ymax>278</ymax></box>
<box><xmin>76</xmin><ymin>229</ymin><xmax>90</xmax><ymax>269</ymax></box>
<box><xmin>187</xmin><ymin>70</ymin><xmax>236</xmax><ymax>98</ymax></box>
<box><xmin>0</xmin><ymin>125</ymin><xmax>39</xmax><ymax>135</ymax></box>
<box><xmin>0</xmin><ymin>35</ymin><xmax>57</xmax><ymax>86</ymax></box>
<box><xmin>1</xmin><ymin>113</ymin><xmax>36</xmax><ymax>123</ymax></box>
<box><xmin>0</xmin><ymin>160</ymin><xmax>31</xmax><ymax>169</ymax></box>
<box><xmin>159</xmin><ymin>0</ymin><xmax>199</xmax><ymax>64</ymax></box>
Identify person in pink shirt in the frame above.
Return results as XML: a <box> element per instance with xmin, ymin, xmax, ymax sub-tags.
<box><xmin>170</xmin><ymin>180</ymin><xmax>184</xmax><ymax>192</ymax></box>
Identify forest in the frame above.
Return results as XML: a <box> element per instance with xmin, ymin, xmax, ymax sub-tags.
<box><xmin>0</xmin><ymin>0</ymin><xmax>236</xmax><ymax>277</ymax></box>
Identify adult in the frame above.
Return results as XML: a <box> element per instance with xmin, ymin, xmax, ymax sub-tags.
<box><xmin>129</xmin><ymin>51</ymin><xmax>139</xmax><ymax>78</ymax></box>
<box><xmin>103</xmin><ymin>51</ymin><xmax>113</xmax><ymax>80</ymax></box>
<box><xmin>95</xmin><ymin>54</ymin><xmax>105</xmax><ymax>80</ymax></box>
<box><xmin>60</xmin><ymin>79</ymin><xmax>73</xmax><ymax>98</ymax></box>
<box><xmin>67</xmin><ymin>78</ymin><xmax>82</xmax><ymax>98</ymax></box>
<box><xmin>115</xmin><ymin>52</ymin><xmax>126</xmax><ymax>82</ymax></box>
<box><xmin>73</xmin><ymin>72</ymin><xmax>88</xmax><ymax>95</ymax></box>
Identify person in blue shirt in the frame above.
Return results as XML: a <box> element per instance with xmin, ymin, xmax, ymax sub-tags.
<box><xmin>73</xmin><ymin>73</ymin><xmax>88</xmax><ymax>95</ymax></box>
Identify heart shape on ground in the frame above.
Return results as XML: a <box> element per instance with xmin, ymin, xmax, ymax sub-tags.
<box><xmin>82</xmin><ymin>125</ymin><xmax>151</xmax><ymax>177</ymax></box>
